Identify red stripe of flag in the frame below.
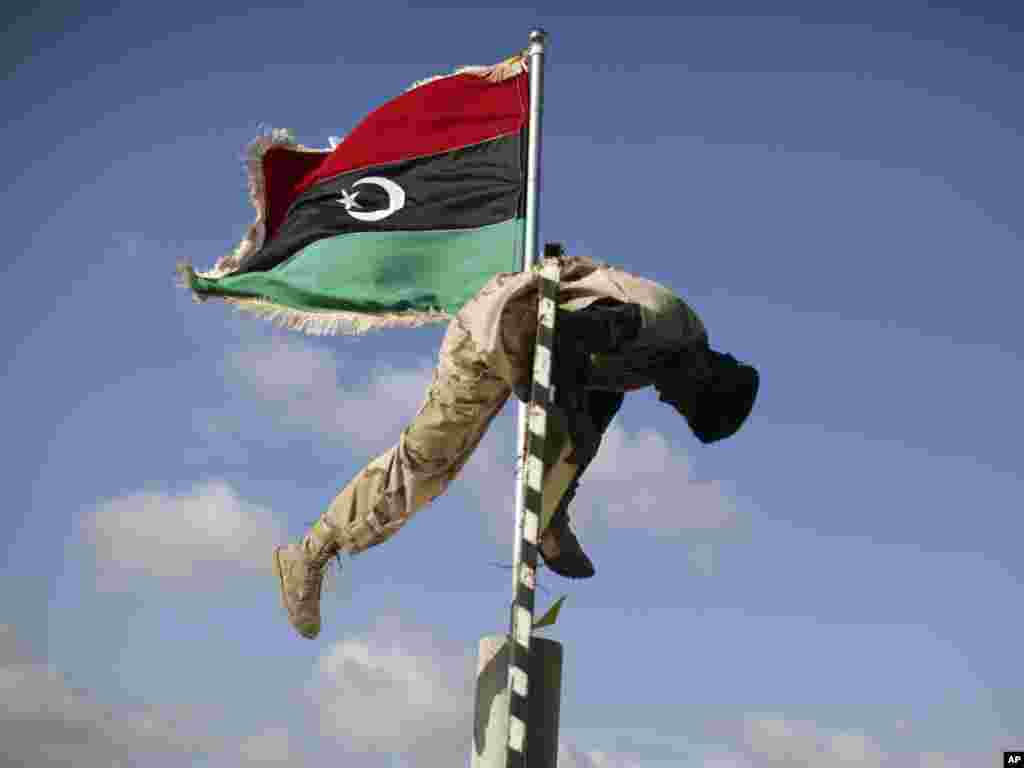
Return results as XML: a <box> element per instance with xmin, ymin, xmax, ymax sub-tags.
<box><xmin>261</xmin><ymin>71</ymin><xmax>528</xmax><ymax>242</ymax></box>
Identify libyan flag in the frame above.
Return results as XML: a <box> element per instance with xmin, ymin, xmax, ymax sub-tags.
<box><xmin>178</xmin><ymin>54</ymin><xmax>529</xmax><ymax>335</ymax></box>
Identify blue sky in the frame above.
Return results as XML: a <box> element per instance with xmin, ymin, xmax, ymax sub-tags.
<box><xmin>2</xmin><ymin>2</ymin><xmax>1021</xmax><ymax>766</ymax></box>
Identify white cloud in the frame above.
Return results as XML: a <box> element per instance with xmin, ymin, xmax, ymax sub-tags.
<box><xmin>554</xmin><ymin>732</ymin><xmax>979</xmax><ymax>768</ymax></box>
<box><xmin>742</xmin><ymin>716</ymin><xmax>886</xmax><ymax>767</ymax></box>
<box><xmin>310</xmin><ymin>614</ymin><xmax>473</xmax><ymax>764</ymax></box>
<box><xmin>0</xmin><ymin>624</ymin><xmax>217</xmax><ymax>768</ymax></box>
<box><xmin>558</xmin><ymin>743</ymin><xmax>644</xmax><ymax>768</ymax></box>
<box><xmin>917</xmin><ymin>753</ymin><xmax>987</xmax><ymax>768</ymax></box>
<box><xmin>917</xmin><ymin>753</ymin><xmax>972</xmax><ymax>768</ymax></box>
<box><xmin>84</xmin><ymin>479</ymin><xmax>285</xmax><ymax>589</ymax></box>
<box><xmin>237</xmin><ymin>726</ymin><xmax>293</xmax><ymax>765</ymax></box>
<box><xmin>700</xmin><ymin>714</ymin><xmax>1000</xmax><ymax>768</ymax></box>
<box><xmin>702</xmin><ymin>754</ymin><xmax>757</xmax><ymax>768</ymax></box>
<box><xmin>459</xmin><ymin>417</ymin><xmax>736</xmax><ymax>549</ymax></box>
<box><xmin>227</xmin><ymin>336</ymin><xmax>434</xmax><ymax>454</ymax></box>
<box><xmin>580</xmin><ymin>423</ymin><xmax>736</xmax><ymax>533</ymax></box>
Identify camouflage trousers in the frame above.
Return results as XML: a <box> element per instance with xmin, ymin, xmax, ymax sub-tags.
<box><xmin>319</xmin><ymin>300</ymin><xmax>578</xmax><ymax>556</ymax></box>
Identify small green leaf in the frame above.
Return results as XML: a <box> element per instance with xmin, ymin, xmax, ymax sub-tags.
<box><xmin>533</xmin><ymin>595</ymin><xmax>567</xmax><ymax>630</ymax></box>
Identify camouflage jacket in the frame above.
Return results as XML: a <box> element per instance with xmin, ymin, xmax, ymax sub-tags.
<box><xmin>459</xmin><ymin>254</ymin><xmax>710</xmax><ymax>395</ymax></box>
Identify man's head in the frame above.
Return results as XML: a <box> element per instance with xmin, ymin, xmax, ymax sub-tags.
<box><xmin>657</xmin><ymin>345</ymin><xmax>760</xmax><ymax>444</ymax></box>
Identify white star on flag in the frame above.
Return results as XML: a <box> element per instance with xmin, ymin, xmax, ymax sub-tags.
<box><xmin>338</xmin><ymin>189</ymin><xmax>362</xmax><ymax>211</ymax></box>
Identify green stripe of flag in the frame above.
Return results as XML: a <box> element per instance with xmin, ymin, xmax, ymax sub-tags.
<box><xmin>191</xmin><ymin>218</ymin><xmax>524</xmax><ymax>315</ymax></box>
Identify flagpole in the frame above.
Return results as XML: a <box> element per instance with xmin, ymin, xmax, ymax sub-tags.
<box><xmin>510</xmin><ymin>28</ymin><xmax>547</xmax><ymax>768</ymax></box>
<box><xmin>521</xmin><ymin>28</ymin><xmax>546</xmax><ymax>274</ymax></box>
<box><xmin>473</xmin><ymin>30</ymin><xmax>562</xmax><ymax>768</ymax></box>
<box><xmin>513</xmin><ymin>27</ymin><xmax>546</xmax><ymax>601</ymax></box>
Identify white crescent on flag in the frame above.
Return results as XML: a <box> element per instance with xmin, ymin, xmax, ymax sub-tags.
<box><xmin>346</xmin><ymin>177</ymin><xmax>407</xmax><ymax>222</ymax></box>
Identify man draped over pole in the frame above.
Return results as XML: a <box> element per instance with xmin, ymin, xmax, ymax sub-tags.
<box><xmin>277</xmin><ymin>247</ymin><xmax>758</xmax><ymax>639</ymax></box>
<box><xmin>178</xmin><ymin>53</ymin><xmax>759</xmax><ymax>642</ymax></box>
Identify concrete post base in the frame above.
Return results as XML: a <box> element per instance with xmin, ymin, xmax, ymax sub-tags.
<box><xmin>471</xmin><ymin>634</ymin><xmax>563</xmax><ymax>768</ymax></box>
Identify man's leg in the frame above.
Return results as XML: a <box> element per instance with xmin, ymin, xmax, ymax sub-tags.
<box><xmin>537</xmin><ymin>390</ymin><xmax>623</xmax><ymax>571</ymax></box>
<box><xmin>274</xmin><ymin>316</ymin><xmax>509</xmax><ymax>638</ymax></box>
<box><xmin>323</xmin><ymin>316</ymin><xmax>511</xmax><ymax>554</ymax></box>
<box><xmin>537</xmin><ymin>406</ymin><xmax>578</xmax><ymax>535</ymax></box>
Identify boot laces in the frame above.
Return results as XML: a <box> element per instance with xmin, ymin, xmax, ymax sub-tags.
<box><xmin>300</xmin><ymin>528</ymin><xmax>344</xmax><ymax>596</ymax></box>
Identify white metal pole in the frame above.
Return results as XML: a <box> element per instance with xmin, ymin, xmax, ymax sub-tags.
<box><xmin>473</xmin><ymin>31</ymin><xmax>561</xmax><ymax>768</ymax></box>
<box><xmin>521</xmin><ymin>28</ymin><xmax>546</xmax><ymax>273</ymax></box>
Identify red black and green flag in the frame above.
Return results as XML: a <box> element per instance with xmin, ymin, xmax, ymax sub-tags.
<box><xmin>178</xmin><ymin>54</ymin><xmax>529</xmax><ymax>335</ymax></box>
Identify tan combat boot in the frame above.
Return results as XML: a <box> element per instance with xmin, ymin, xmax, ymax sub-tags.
<box><xmin>272</xmin><ymin>520</ymin><xmax>341</xmax><ymax>639</ymax></box>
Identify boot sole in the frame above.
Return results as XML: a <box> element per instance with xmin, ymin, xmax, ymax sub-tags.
<box><xmin>539</xmin><ymin>527</ymin><xmax>595</xmax><ymax>579</ymax></box>
<box><xmin>272</xmin><ymin>547</ymin><xmax>286</xmax><ymax>611</ymax></box>
<box><xmin>542</xmin><ymin>558</ymin><xmax>596</xmax><ymax>579</ymax></box>
<box><xmin>273</xmin><ymin>547</ymin><xmax>320</xmax><ymax>639</ymax></box>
